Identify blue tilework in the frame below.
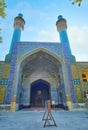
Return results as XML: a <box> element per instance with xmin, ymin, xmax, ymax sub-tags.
<box><xmin>5</xmin><ymin>43</ymin><xmax>18</xmax><ymax>104</ymax></box>
<box><xmin>63</xmin><ymin>44</ymin><xmax>77</xmax><ymax>102</ymax></box>
<box><xmin>16</xmin><ymin>42</ymin><xmax>63</xmax><ymax>60</ymax></box>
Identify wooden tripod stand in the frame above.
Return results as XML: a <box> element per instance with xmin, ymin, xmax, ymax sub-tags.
<box><xmin>42</xmin><ymin>100</ymin><xmax>57</xmax><ymax>127</ymax></box>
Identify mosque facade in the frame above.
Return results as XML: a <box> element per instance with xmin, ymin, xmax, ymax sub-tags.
<box><xmin>0</xmin><ymin>14</ymin><xmax>88</xmax><ymax>111</ymax></box>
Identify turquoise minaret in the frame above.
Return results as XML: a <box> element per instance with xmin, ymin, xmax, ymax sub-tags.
<box><xmin>56</xmin><ymin>15</ymin><xmax>72</xmax><ymax>55</ymax></box>
<box><xmin>9</xmin><ymin>13</ymin><xmax>25</xmax><ymax>54</ymax></box>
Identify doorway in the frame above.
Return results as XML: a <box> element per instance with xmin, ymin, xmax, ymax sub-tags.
<box><xmin>30</xmin><ymin>79</ymin><xmax>50</xmax><ymax>107</ymax></box>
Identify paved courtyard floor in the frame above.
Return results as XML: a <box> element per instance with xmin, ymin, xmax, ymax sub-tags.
<box><xmin>0</xmin><ymin>110</ymin><xmax>88</xmax><ymax>130</ymax></box>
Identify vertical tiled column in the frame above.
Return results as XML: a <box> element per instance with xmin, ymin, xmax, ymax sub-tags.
<box><xmin>5</xmin><ymin>43</ymin><xmax>18</xmax><ymax>105</ymax></box>
<box><xmin>63</xmin><ymin>44</ymin><xmax>77</xmax><ymax>103</ymax></box>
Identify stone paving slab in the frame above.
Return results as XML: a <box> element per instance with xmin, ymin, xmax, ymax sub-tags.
<box><xmin>0</xmin><ymin>110</ymin><xmax>88</xmax><ymax>130</ymax></box>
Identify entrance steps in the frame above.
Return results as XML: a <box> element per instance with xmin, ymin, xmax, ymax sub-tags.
<box><xmin>22</xmin><ymin>107</ymin><xmax>60</xmax><ymax>111</ymax></box>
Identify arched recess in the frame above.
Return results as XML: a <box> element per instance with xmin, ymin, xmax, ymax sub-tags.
<box><xmin>81</xmin><ymin>67</ymin><xmax>88</xmax><ymax>101</ymax></box>
<box><xmin>82</xmin><ymin>67</ymin><xmax>88</xmax><ymax>82</ymax></box>
<box><xmin>15</xmin><ymin>48</ymin><xmax>68</xmax><ymax>109</ymax></box>
<box><xmin>30</xmin><ymin>79</ymin><xmax>51</xmax><ymax>107</ymax></box>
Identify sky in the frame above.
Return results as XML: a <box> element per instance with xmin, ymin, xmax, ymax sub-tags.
<box><xmin>0</xmin><ymin>0</ymin><xmax>88</xmax><ymax>61</ymax></box>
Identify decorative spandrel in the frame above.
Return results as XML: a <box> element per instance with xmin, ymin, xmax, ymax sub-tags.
<box><xmin>17</xmin><ymin>42</ymin><xmax>63</xmax><ymax>60</ymax></box>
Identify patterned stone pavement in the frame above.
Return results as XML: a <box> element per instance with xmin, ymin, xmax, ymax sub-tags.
<box><xmin>0</xmin><ymin>110</ymin><xmax>88</xmax><ymax>130</ymax></box>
